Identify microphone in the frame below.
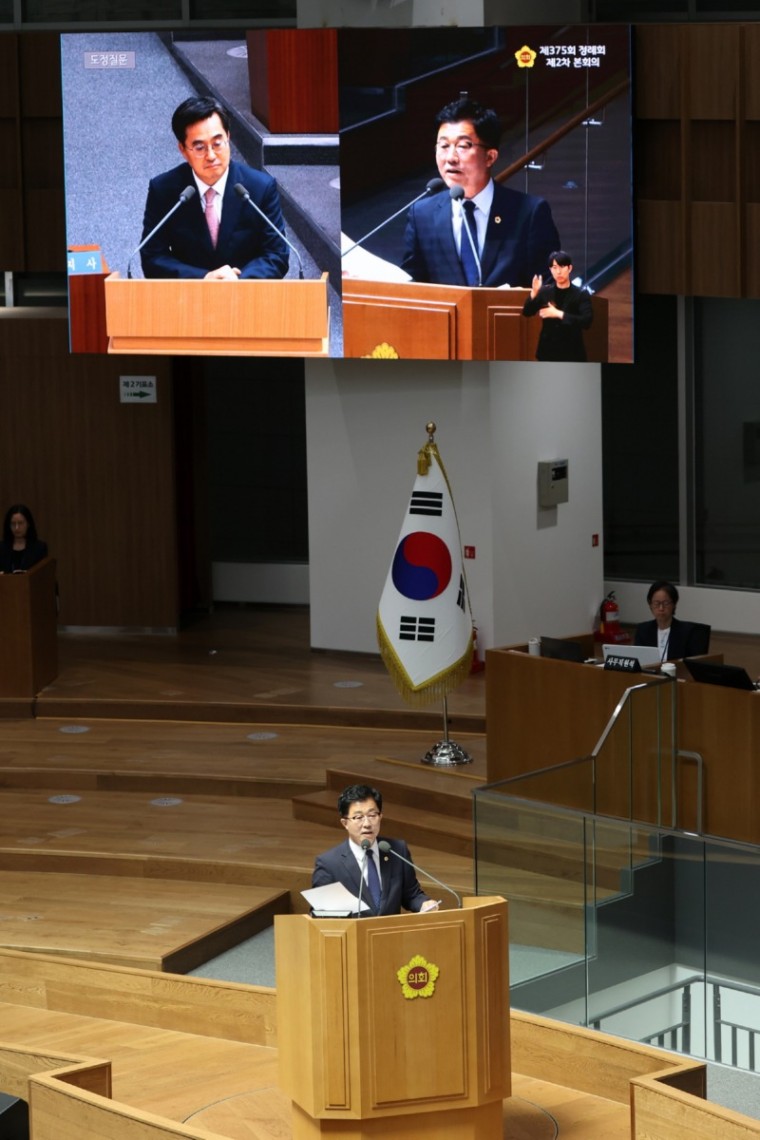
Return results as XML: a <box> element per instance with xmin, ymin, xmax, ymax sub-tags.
<box><xmin>342</xmin><ymin>177</ymin><xmax>447</xmax><ymax>258</ymax></box>
<box><xmin>356</xmin><ymin>837</ymin><xmax>372</xmax><ymax>918</ymax></box>
<box><xmin>234</xmin><ymin>183</ymin><xmax>302</xmax><ymax>279</ymax></box>
<box><xmin>449</xmin><ymin>185</ymin><xmax>482</xmax><ymax>287</ymax></box>
<box><xmin>128</xmin><ymin>185</ymin><xmax>196</xmax><ymax>277</ymax></box>
<box><xmin>378</xmin><ymin>840</ymin><xmax>461</xmax><ymax>908</ymax></box>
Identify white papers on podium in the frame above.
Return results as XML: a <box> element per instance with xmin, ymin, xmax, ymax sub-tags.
<box><xmin>340</xmin><ymin>233</ymin><xmax>412</xmax><ymax>283</ymax></box>
<box><xmin>302</xmin><ymin>881</ymin><xmax>369</xmax><ymax>916</ymax></box>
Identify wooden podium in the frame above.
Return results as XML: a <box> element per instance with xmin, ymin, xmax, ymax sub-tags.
<box><xmin>275</xmin><ymin>897</ymin><xmax>510</xmax><ymax>1140</ymax></box>
<box><xmin>0</xmin><ymin>558</ymin><xmax>58</xmax><ymax>698</ymax></box>
<box><xmin>104</xmin><ymin>272</ymin><xmax>330</xmax><ymax>356</ymax></box>
<box><xmin>342</xmin><ymin>279</ymin><xmax>608</xmax><ymax>361</ymax></box>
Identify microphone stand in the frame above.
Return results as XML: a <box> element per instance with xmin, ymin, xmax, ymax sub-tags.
<box><xmin>341</xmin><ymin>178</ymin><xmax>446</xmax><ymax>258</ymax></box>
<box><xmin>378</xmin><ymin>840</ymin><xmax>462</xmax><ymax>908</ymax></box>
<box><xmin>126</xmin><ymin>185</ymin><xmax>196</xmax><ymax>278</ymax></box>
<box><xmin>356</xmin><ymin>838</ymin><xmax>371</xmax><ymax>918</ymax></box>
<box><xmin>422</xmin><ymin>695</ymin><xmax>472</xmax><ymax>767</ymax></box>
<box><xmin>449</xmin><ymin>186</ymin><xmax>482</xmax><ymax>286</ymax></box>
<box><xmin>234</xmin><ymin>183</ymin><xmax>304</xmax><ymax>278</ymax></box>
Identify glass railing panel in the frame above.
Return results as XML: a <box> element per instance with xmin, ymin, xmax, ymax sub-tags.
<box><xmin>481</xmin><ymin>755</ymin><xmax>595</xmax><ymax>814</ymax></box>
<box><xmin>473</xmin><ymin>785</ymin><xmax>589</xmax><ymax>1016</ymax></box>
<box><xmin>704</xmin><ymin>837</ymin><xmax>760</xmax><ymax>1072</ymax></box>
<box><xmin>583</xmin><ymin>824</ymin><xmax>707</xmax><ymax>1056</ymax></box>
<box><xmin>592</xmin><ymin>677</ymin><xmax>678</xmax><ymax>828</ymax></box>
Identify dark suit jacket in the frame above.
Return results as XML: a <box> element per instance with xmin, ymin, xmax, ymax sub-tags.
<box><xmin>140</xmin><ymin>160</ymin><xmax>288</xmax><ymax>280</ymax></box>
<box><xmin>401</xmin><ymin>180</ymin><xmax>560</xmax><ymax>288</ymax></box>
<box><xmin>312</xmin><ymin>836</ymin><xmax>431</xmax><ymax>917</ymax></box>
<box><xmin>0</xmin><ymin>539</ymin><xmax>47</xmax><ymax>573</ymax></box>
<box><xmin>634</xmin><ymin>617</ymin><xmax>710</xmax><ymax>660</ymax></box>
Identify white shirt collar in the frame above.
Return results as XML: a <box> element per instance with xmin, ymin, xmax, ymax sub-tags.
<box><xmin>192</xmin><ymin>168</ymin><xmax>229</xmax><ymax>206</ymax></box>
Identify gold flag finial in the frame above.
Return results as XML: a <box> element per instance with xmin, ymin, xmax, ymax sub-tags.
<box><xmin>418</xmin><ymin>423</ymin><xmax>437</xmax><ymax>475</ymax></box>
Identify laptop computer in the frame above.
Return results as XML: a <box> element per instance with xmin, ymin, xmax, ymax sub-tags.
<box><xmin>684</xmin><ymin>658</ymin><xmax>757</xmax><ymax>691</ymax></box>
<box><xmin>603</xmin><ymin>644</ymin><xmax>662</xmax><ymax>669</ymax></box>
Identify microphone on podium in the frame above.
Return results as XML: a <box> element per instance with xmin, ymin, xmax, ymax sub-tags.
<box><xmin>234</xmin><ymin>183</ymin><xmax>304</xmax><ymax>279</ymax></box>
<box><xmin>378</xmin><ymin>840</ymin><xmax>462</xmax><ymax>908</ymax></box>
<box><xmin>356</xmin><ymin>837</ymin><xmax>372</xmax><ymax>918</ymax></box>
<box><xmin>127</xmin><ymin>185</ymin><xmax>196</xmax><ymax>278</ymax></box>
<box><xmin>342</xmin><ymin>177</ymin><xmax>447</xmax><ymax>258</ymax></box>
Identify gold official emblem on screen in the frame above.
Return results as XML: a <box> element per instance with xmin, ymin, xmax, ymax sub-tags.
<box><xmin>397</xmin><ymin>955</ymin><xmax>439</xmax><ymax>1000</ymax></box>
<box><xmin>515</xmin><ymin>45</ymin><xmax>537</xmax><ymax>68</ymax></box>
<box><xmin>363</xmin><ymin>342</ymin><xmax>400</xmax><ymax>359</ymax></box>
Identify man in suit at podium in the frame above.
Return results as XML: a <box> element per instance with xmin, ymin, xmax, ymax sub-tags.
<box><xmin>312</xmin><ymin>784</ymin><xmax>438</xmax><ymax>916</ymax></box>
<box><xmin>401</xmin><ymin>96</ymin><xmax>560</xmax><ymax>289</ymax></box>
<box><xmin>140</xmin><ymin>96</ymin><xmax>289</xmax><ymax>281</ymax></box>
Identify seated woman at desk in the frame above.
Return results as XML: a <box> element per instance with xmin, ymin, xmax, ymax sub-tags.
<box><xmin>635</xmin><ymin>580</ymin><xmax>709</xmax><ymax>661</ymax></box>
<box><xmin>0</xmin><ymin>504</ymin><xmax>48</xmax><ymax>573</ymax></box>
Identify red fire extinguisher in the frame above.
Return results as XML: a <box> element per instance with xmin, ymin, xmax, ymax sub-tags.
<box><xmin>471</xmin><ymin>624</ymin><xmax>485</xmax><ymax>673</ymax></box>
<box><xmin>595</xmin><ymin>591</ymin><xmax>630</xmax><ymax>644</ymax></box>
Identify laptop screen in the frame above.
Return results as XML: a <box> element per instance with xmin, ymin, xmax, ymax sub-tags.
<box><xmin>684</xmin><ymin>659</ymin><xmax>756</xmax><ymax>691</ymax></box>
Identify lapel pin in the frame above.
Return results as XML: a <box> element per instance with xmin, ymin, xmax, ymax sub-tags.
<box><xmin>494</xmin><ymin>216</ymin><xmax>502</xmax><ymax>224</ymax></box>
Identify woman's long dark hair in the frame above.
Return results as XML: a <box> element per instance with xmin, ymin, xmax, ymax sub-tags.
<box><xmin>3</xmin><ymin>503</ymin><xmax>38</xmax><ymax>547</ymax></box>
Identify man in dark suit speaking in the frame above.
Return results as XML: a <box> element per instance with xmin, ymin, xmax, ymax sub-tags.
<box><xmin>401</xmin><ymin>97</ymin><xmax>559</xmax><ymax>289</ymax></box>
<box><xmin>312</xmin><ymin>784</ymin><xmax>438</xmax><ymax>917</ymax></box>
<box><xmin>140</xmin><ymin>96</ymin><xmax>288</xmax><ymax>281</ymax></box>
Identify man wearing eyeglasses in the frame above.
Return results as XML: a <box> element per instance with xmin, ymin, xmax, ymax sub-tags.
<box><xmin>312</xmin><ymin>784</ymin><xmax>438</xmax><ymax>916</ymax></box>
<box><xmin>140</xmin><ymin>96</ymin><xmax>288</xmax><ymax>281</ymax></box>
<box><xmin>401</xmin><ymin>96</ymin><xmax>559</xmax><ymax>289</ymax></box>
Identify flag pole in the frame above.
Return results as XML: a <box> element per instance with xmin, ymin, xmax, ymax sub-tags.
<box><xmin>422</xmin><ymin>694</ymin><xmax>472</xmax><ymax>766</ymax></box>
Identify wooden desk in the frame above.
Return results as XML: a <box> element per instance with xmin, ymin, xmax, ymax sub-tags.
<box><xmin>342</xmin><ymin>280</ymin><xmax>609</xmax><ymax>361</ymax></box>
<box><xmin>0</xmin><ymin>558</ymin><xmax>58</xmax><ymax>698</ymax></box>
<box><xmin>486</xmin><ymin>647</ymin><xmax>674</xmax><ymax>824</ymax></box>
<box><xmin>485</xmin><ymin>644</ymin><xmax>753</xmax><ymax>841</ymax></box>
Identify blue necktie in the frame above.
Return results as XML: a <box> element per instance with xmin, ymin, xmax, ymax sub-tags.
<box><xmin>366</xmin><ymin>850</ymin><xmax>382</xmax><ymax>907</ymax></box>
<box><xmin>460</xmin><ymin>199</ymin><xmax>480</xmax><ymax>286</ymax></box>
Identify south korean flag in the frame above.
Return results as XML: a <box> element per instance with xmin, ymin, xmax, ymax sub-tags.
<box><xmin>377</xmin><ymin>436</ymin><xmax>473</xmax><ymax>706</ymax></box>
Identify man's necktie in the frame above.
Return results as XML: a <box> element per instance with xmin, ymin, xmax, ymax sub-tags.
<box><xmin>366</xmin><ymin>850</ymin><xmax>382</xmax><ymax>907</ymax></box>
<box><xmin>204</xmin><ymin>187</ymin><xmax>219</xmax><ymax>247</ymax></box>
<box><xmin>459</xmin><ymin>198</ymin><xmax>480</xmax><ymax>286</ymax></box>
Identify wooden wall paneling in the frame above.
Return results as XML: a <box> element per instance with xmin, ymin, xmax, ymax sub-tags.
<box><xmin>633</xmin><ymin>26</ymin><xmax>687</xmax><ymax>295</ymax></box>
<box><xmin>246</xmin><ymin>30</ymin><xmax>270</xmax><ymax>129</ymax></box>
<box><xmin>745</xmin><ymin>202</ymin><xmax>760</xmax><ymax>296</ymax></box>
<box><xmin>24</xmin><ymin>187</ymin><xmax>66</xmax><ymax>271</ymax></box>
<box><xmin>689</xmin><ymin>120</ymin><xmax>736</xmax><ymax>203</ymax></box>
<box><xmin>20</xmin><ymin>34</ymin><xmax>65</xmax><ymax>272</ymax></box>
<box><xmin>687</xmin><ymin>23</ymin><xmax>740</xmax><ymax>121</ymax></box>
<box><xmin>248</xmin><ymin>29</ymin><xmax>338</xmax><ymax>134</ymax></box>
<box><xmin>686</xmin><ymin>115</ymin><xmax>740</xmax><ymax>295</ymax></box>
<box><xmin>0</xmin><ymin>34</ymin><xmax>24</xmax><ymax>269</ymax></box>
<box><xmin>0</xmin><ymin>315</ymin><xmax>179</xmax><ymax>628</ymax></box>
<box><xmin>683</xmin><ymin>25</ymin><xmax>742</xmax><ymax>297</ymax></box>
<box><xmin>634</xmin><ymin>24</ymin><xmax>684</xmax><ymax>121</ymax></box>
<box><xmin>743</xmin><ymin>23</ymin><xmax>760</xmax><ymax>121</ymax></box>
<box><xmin>18</xmin><ymin>32</ymin><xmax>61</xmax><ymax>118</ymax></box>
<box><xmin>688</xmin><ymin>202</ymin><xmax>741</xmax><ymax>296</ymax></box>
<box><xmin>636</xmin><ymin>120</ymin><xmax>681</xmax><ymax>202</ymax></box>
<box><xmin>635</xmin><ymin>201</ymin><xmax>684</xmax><ymax>295</ymax></box>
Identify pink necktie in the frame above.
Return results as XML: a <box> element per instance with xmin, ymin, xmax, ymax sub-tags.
<box><xmin>204</xmin><ymin>187</ymin><xmax>219</xmax><ymax>247</ymax></box>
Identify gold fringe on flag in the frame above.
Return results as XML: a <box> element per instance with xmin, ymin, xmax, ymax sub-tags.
<box><xmin>377</xmin><ymin>614</ymin><xmax>473</xmax><ymax>707</ymax></box>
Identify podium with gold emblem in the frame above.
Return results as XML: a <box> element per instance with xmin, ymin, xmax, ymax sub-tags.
<box><xmin>341</xmin><ymin>278</ymin><xmax>608</xmax><ymax>362</ymax></box>
<box><xmin>274</xmin><ymin>896</ymin><xmax>510</xmax><ymax>1140</ymax></box>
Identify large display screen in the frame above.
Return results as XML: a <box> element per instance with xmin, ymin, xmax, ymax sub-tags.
<box><xmin>61</xmin><ymin>25</ymin><xmax>633</xmax><ymax>363</ymax></box>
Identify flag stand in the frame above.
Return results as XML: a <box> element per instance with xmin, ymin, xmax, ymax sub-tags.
<box><xmin>421</xmin><ymin>695</ymin><xmax>473</xmax><ymax>766</ymax></box>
